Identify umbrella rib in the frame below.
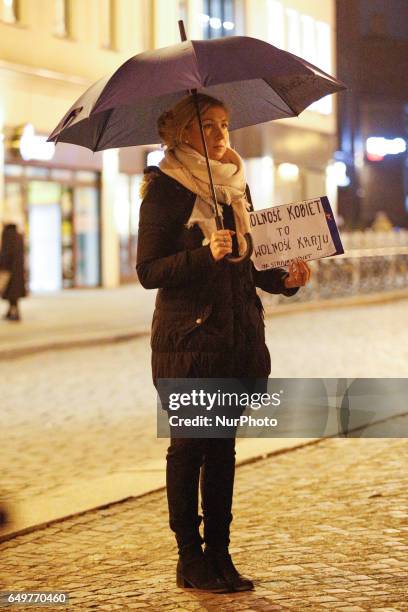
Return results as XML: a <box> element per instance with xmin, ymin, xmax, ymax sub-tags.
<box><xmin>93</xmin><ymin>108</ymin><xmax>114</xmax><ymax>152</ymax></box>
<box><xmin>263</xmin><ymin>79</ymin><xmax>300</xmax><ymax>117</ymax></box>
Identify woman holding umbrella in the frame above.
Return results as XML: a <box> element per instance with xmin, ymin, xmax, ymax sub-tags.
<box><xmin>137</xmin><ymin>92</ymin><xmax>311</xmax><ymax>594</ymax></box>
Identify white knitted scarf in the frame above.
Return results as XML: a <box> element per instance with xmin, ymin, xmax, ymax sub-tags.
<box><xmin>159</xmin><ymin>143</ymin><xmax>252</xmax><ymax>254</ymax></box>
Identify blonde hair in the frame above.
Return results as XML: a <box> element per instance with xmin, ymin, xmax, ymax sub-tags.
<box><xmin>140</xmin><ymin>93</ymin><xmax>228</xmax><ymax>198</ymax></box>
<box><xmin>158</xmin><ymin>93</ymin><xmax>228</xmax><ymax>150</ymax></box>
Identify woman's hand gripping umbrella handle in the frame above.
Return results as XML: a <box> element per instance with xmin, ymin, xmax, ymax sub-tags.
<box><xmin>178</xmin><ymin>19</ymin><xmax>254</xmax><ymax>265</ymax></box>
<box><xmin>213</xmin><ymin>214</ymin><xmax>253</xmax><ymax>263</ymax></box>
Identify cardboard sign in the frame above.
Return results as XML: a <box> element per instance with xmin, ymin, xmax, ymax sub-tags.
<box><xmin>249</xmin><ymin>196</ymin><xmax>344</xmax><ymax>270</ymax></box>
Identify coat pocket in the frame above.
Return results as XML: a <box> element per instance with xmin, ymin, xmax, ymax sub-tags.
<box><xmin>151</xmin><ymin>304</ymin><xmax>216</xmax><ymax>352</ymax></box>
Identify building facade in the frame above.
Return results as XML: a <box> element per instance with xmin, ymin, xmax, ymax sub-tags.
<box><xmin>0</xmin><ymin>0</ymin><xmax>339</xmax><ymax>291</ymax></box>
<box><xmin>236</xmin><ymin>0</ymin><xmax>339</xmax><ymax>216</ymax></box>
<box><xmin>336</xmin><ymin>0</ymin><xmax>408</xmax><ymax>230</ymax></box>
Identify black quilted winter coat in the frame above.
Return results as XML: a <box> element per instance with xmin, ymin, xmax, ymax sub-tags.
<box><xmin>136</xmin><ymin>167</ymin><xmax>299</xmax><ymax>387</ymax></box>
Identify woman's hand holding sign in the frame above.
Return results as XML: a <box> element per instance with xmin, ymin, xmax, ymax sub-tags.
<box><xmin>284</xmin><ymin>258</ymin><xmax>312</xmax><ymax>288</ymax></box>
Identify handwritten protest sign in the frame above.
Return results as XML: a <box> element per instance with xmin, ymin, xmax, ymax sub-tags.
<box><xmin>249</xmin><ymin>196</ymin><xmax>344</xmax><ymax>270</ymax></box>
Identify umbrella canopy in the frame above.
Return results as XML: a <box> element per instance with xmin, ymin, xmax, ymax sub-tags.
<box><xmin>48</xmin><ymin>35</ymin><xmax>346</xmax><ymax>151</ymax></box>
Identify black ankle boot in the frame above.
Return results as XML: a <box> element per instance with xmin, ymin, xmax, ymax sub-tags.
<box><xmin>204</xmin><ymin>546</ymin><xmax>254</xmax><ymax>592</ymax></box>
<box><xmin>176</xmin><ymin>544</ymin><xmax>231</xmax><ymax>593</ymax></box>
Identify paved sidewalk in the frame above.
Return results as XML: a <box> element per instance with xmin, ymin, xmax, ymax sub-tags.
<box><xmin>1</xmin><ymin>297</ymin><xmax>408</xmax><ymax>542</ymax></box>
<box><xmin>1</xmin><ymin>434</ymin><xmax>407</xmax><ymax>610</ymax></box>
<box><xmin>0</xmin><ymin>285</ymin><xmax>155</xmax><ymax>359</ymax></box>
<box><xmin>0</xmin><ymin>284</ymin><xmax>156</xmax><ymax>359</ymax></box>
<box><xmin>1</xmin><ymin>284</ymin><xmax>408</xmax><ymax>359</ymax></box>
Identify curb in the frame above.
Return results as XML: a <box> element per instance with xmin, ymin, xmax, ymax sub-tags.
<box><xmin>1</xmin><ymin>290</ymin><xmax>407</xmax><ymax>361</ymax></box>
<box><xmin>0</xmin><ymin>329</ymin><xmax>149</xmax><ymax>361</ymax></box>
<box><xmin>0</xmin><ymin>437</ymin><xmax>322</xmax><ymax>543</ymax></box>
<box><xmin>264</xmin><ymin>287</ymin><xmax>408</xmax><ymax>317</ymax></box>
<box><xmin>1</xmin><ymin>402</ymin><xmax>406</xmax><ymax>541</ymax></box>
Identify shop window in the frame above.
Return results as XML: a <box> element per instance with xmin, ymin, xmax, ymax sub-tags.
<box><xmin>4</xmin><ymin>171</ymin><xmax>101</xmax><ymax>292</ymax></box>
<box><xmin>74</xmin><ymin>186</ymin><xmax>100</xmax><ymax>287</ymax></box>
<box><xmin>201</xmin><ymin>0</ymin><xmax>235</xmax><ymax>39</ymax></box>
<box><xmin>1</xmin><ymin>0</ymin><xmax>19</xmax><ymax>24</ymax></box>
<box><xmin>27</xmin><ymin>181</ymin><xmax>63</xmax><ymax>293</ymax></box>
<box><xmin>61</xmin><ymin>187</ymin><xmax>74</xmax><ymax>288</ymax></box>
<box><xmin>76</xmin><ymin>170</ymin><xmax>99</xmax><ymax>183</ymax></box>
<box><xmin>50</xmin><ymin>168</ymin><xmax>73</xmax><ymax>181</ymax></box>
<box><xmin>53</xmin><ymin>0</ymin><xmax>71</xmax><ymax>38</ymax></box>
<box><xmin>100</xmin><ymin>0</ymin><xmax>116</xmax><ymax>49</ymax></box>
<box><xmin>116</xmin><ymin>174</ymin><xmax>141</xmax><ymax>283</ymax></box>
<box><xmin>4</xmin><ymin>164</ymin><xmax>23</xmax><ymax>177</ymax></box>
<box><xmin>25</xmin><ymin>166</ymin><xmax>49</xmax><ymax>179</ymax></box>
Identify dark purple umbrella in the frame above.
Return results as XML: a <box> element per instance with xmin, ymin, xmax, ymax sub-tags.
<box><xmin>48</xmin><ymin>34</ymin><xmax>346</xmax><ymax>152</ymax></box>
<box><xmin>48</xmin><ymin>25</ymin><xmax>346</xmax><ymax>263</ymax></box>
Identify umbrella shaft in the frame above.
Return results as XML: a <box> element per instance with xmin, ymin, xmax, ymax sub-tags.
<box><xmin>178</xmin><ymin>19</ymin><xmax>224</xmax><ymax>231</ymax></box>
<box><xmin>192</xmin><ymin>92</ymin><xmax>223</xmax><ymax>230</ymax></box>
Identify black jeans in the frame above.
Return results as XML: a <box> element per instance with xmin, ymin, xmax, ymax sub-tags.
<box><xmin>166</xmin><ymin>437</ymin><xmax>236</xmax><ymax>552</ymax></box>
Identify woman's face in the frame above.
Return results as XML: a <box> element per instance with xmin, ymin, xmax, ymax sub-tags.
<box><xmin>183</xmin><ymin>105</ymin><xmax>230</xmax><ymax>161</ymax></box>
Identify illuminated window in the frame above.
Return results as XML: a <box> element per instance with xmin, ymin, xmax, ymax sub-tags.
<box><xmin>267</xmin><ymin>1</ymin><xmax>333</xmax><ymax>116</ymax></box>
<box><xmin>202</xmin><ymin>0</ymin><xmax>235</xmax><ymax>40</ymax></box>
<box><xmin>301</xmin><ymin>14</ymin><xmax>316</xmax><ymax>64</ymax></box>
<box><xmin>309</xmin><ymin>20</ymin><xmax>332</xmax><ymax>115</ymax></box>
<box><xmin>54</xmin><ymin>0</ymin><xmax>70</xmax><ymax>37</ymax></box>
<box><xmin>179</xmin><ymin>0</ymin><xmax>188</xmax><ymax>24</ymax></box>
<box><xmin>266</xmin><ymin>0</ymin><xmax>284</xmax><ymax>49</ymax></box>
<box><xmin>1</xmin><ymin>0</ymin><xmax>19</xmax><ymax>24</ymax></box>
<box><xmin>100</xmin><ymin>0</ymin><xmax>116</xmax><ymax>49</ymax></box>
<box><xmin>286</xmin><ymin>8</ymin><xmax>300</xmax><ymax>56</ymax></box>
<box><xmin>315</xmin><ymin>20</ymin><xmax>331</xmax><ymax>74</ymax></box>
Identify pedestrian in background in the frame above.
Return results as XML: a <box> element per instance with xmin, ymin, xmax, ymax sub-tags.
<box><xmin>0</xmin><ymin>220</ymin><xmax>27</xmax><ymax>322</ymax></box>
<box><xmin>137</xmin><ymin>93</ymin><xmax>311</xmax><ymax>594</ymax></box>
<box><xmin>0</xmin><ymin>502</ymin><xmax>9</xmax><ymax>530</ymax></box>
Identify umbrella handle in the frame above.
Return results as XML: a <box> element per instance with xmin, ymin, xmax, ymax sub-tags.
<box><xmin>225</xmin><ymin>232</ymin><xmax>253</xmax><ymax>263</ymax></box>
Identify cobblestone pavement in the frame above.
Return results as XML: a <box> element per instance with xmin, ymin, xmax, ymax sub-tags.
<box><xmin>0</xmin><ymin>340</ymin><xmax>163</xmax><ymax>504</ymax></box>
<box><xmin>1</xmin><ymin>299</ymin><xmax>407</xmax><ymax>506</ymax></box>
<box><xmin>1</xmin><ymin>435</ymin><xmax>407</xmax><ymax>611</ymax></box>
<box><xmin>264</xmin><ymin>298</ymin><xmax>408</xmax><ymax>379</ymax></box>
